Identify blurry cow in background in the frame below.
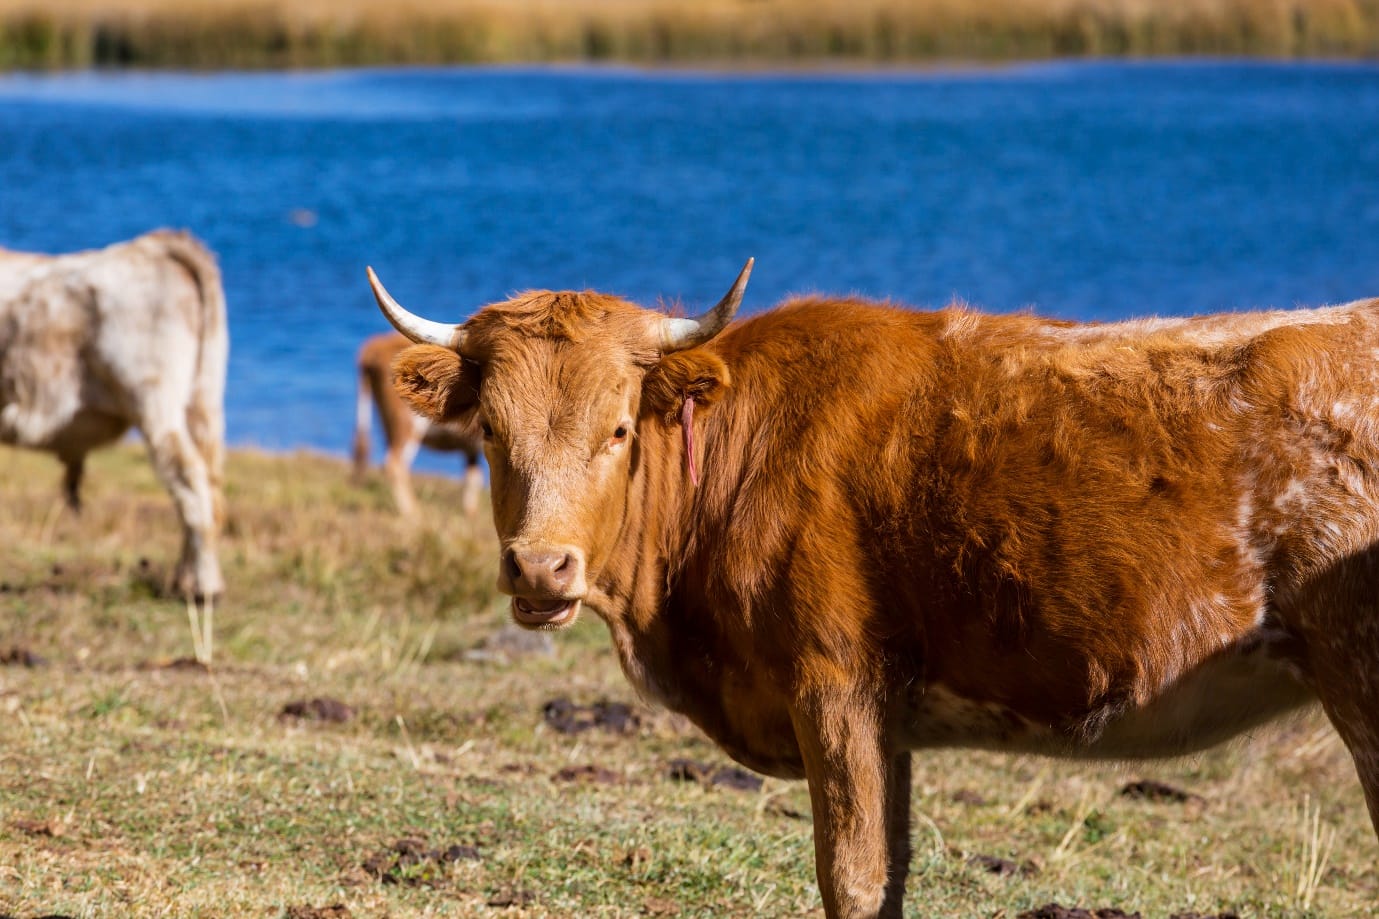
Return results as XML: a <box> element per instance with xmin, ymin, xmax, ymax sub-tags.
<box><xmin>0</xmin><ymin>229</ymin><xmax>227</xmax><ymax>598</ymax></box>
<box><xmin>352</xmin><ymin>331</ymin><xmax>483</xmax><ymax>518</ymax></box>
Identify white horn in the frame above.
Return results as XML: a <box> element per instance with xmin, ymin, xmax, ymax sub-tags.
<box><xmin>659</xmin><ymin>258</ymin><xmax>753</xmax><ymax>353</ymax></box>
<box><xmin>366</xmin><ymin>266</ymin><xmax>466</xmax><ymax>350</ymax></box>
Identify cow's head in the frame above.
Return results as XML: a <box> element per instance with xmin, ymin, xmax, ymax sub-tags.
<box><xmin>366</xmin><ymin>262</ymin><xmax>751</xmax><ymax>630</ymax></box>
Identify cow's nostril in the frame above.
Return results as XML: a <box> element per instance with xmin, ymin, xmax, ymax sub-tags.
<box><xmin>503</xmin><ymin>549</ymin><xmax>523</xmax><ymax>581</ymax></box>
<box><xmin>553</xmin><ymin>553</ymin><xmax>570</xmax><ymax>573</ymax></box>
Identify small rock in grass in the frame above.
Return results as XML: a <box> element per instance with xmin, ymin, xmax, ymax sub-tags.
<box><xmin>541</xmin><ymin>696</ymin><xmax>641</xmax><ymax>735</ymax></box>
<box><xmin>1017</xmin><ymin>906</ymin><xmax>1140</xmax><ymax>919</ymax></box>
<box><xmin>967</xmin><ymin>853</ymin><xmax>1037</xmax><ymax>877</ymax></box>
<box><xmin>362</xmin><ymin>837</ymin><xmax>481</xmax><ymax>887</ymax></box>
<box><xmin>464</xmin><ymin>624</ymin><xmax>555</xmax><ymax>663</ymax></box>
<box><xmin>280</xmin><ymin>697</ymin><xmax>354</xmax><ymax>723</ymax></box>
<box><xmin>285</xmin><ymin>906</ymin><xmax>352</xmax><ymax>919</ymax></box>
<box><xmin>951</xmin><ymin>788</ymin><xmax>987</xmax><ymax>806</ymax></box>
<box><xmin>487</xmin><ymin>887</ymin><xmax>536</xmax><ymax>907</ymax></box>
<box><xmin>666</xmin><ymin>758</ymin><xmax>763</xmax><ymax>793</ymax></box>
<box><xmin>554</xmin><ymin>764</ymin><xmax>622</xmax><ymax>785</ymax></box>
<box><xmin>0</xmin><ymin>646</ymin><xmax>46</xmax><ymax>667</ymax></box>
<box><xmin>1119</xmin><ymin>779</ymin><xmax>1204</xmax><ymax>805</ymax></box>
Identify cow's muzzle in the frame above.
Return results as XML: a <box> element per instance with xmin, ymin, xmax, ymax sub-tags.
<box><xmin>500</xmin><ymin>544</ymin><xmax>586</xmax><ymax>630</ymax></box>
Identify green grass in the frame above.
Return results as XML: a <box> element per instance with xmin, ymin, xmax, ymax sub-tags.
<box><xmin>1</xmin><ymin>0</ymin><xmax>1378</xmax><ymax>70</ymax></box>
<box><xmin>0</xmin><ymin>444</ymin><xmax>1376</xmax><ymax>917</ymax></box>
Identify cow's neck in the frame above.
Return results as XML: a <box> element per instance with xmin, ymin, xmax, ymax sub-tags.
<box><xmin>592</xmin><ymin>404</ymin><xmax>711</xmax><ymax>710</ymax></box>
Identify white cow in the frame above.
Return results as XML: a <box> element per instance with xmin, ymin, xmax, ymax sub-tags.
<box><xmin>0</xmin><ymin>230</ymin><xmax>228</xmax><ymax>598</ymax></box>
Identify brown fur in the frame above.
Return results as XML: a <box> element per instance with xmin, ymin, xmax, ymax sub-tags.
<box><xmin>392</xmin><ymin>286</ymin><xmax>1379</xmax><ymax>918</ymax></box>
<box><xmin>352</xmin><ymin>332</ymin><xmax>483</xmax><ymax>517</ymax></box>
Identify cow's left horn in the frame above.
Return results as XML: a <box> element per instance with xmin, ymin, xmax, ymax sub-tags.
<box><xmin>658</xmin><ymin>258</ymin><xmax>753</xmax><ymax>353</ymax></box>
<box><xmin>366</xmin><ymin>267</ymin><xmax>467</xmax><ymax>350</ymax></box>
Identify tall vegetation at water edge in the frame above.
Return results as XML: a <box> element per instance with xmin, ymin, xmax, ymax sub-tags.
<box><xmin>2</xmin><ymin>0</ymin><xmax>1378</xmax><ymax>69</ymax></box>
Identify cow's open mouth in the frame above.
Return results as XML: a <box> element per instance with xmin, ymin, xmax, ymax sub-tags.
<box><xmin>511</xmin><ymin>596</ymin><xmax>580</xmax><ymax>629</ymax></box>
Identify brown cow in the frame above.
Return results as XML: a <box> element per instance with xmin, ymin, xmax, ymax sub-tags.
<box><xmin>351</xmin><ymin>331</ymin><xmax>483</xmax><ymax>517</ymax></box>
<box><xmin>367</xmin><ymin>262</ymin><xmax>1379</xmax><ymax>918</ymax></box>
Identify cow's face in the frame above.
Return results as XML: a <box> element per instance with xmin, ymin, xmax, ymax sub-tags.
<box><xmin>369</xmin><ymin>264</ymin><xmax>750</xmax><ymax>631</ymax></box>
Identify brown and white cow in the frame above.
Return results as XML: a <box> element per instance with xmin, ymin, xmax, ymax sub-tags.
<box><xmin>367</xmin><ymin>262</ymin><xmax>1379</xmax><ymax>918</ymax></box>
<box><xmin>351</xmin><ymin>331</ymin><xmax>483</xmax><ymax>517</ymax></box>
<box><xmin>0</xmin><ymin>230</ymin><xmax>227</xmax><ymax>598</ymax></box>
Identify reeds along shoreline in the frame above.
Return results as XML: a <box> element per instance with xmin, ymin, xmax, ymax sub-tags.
<box><xmin>2</xmin><ymin>0</ymin><xmax>1379</xmax><ymax>70</ymax></box>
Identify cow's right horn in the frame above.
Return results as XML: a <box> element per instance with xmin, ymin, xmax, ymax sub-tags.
<box><xmin>658</xmin><ymin>258</ymin><xmax>753</xmax><ymax>353</ymax></box>
<box><xmin>367</xmin><ymin>267</ymin><xmax>467</xmax><ymax>351</ymax></box>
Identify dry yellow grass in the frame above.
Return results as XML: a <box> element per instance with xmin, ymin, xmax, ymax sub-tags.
<box><xmin>1</xmin><ymin>0</ymin><xmax>1377</xmax><ymax>69</ymax></box>
<box><xmin>1</xmin><ymin>443</ymin><xmax>1378</xmax><ymax>916</ymax></box>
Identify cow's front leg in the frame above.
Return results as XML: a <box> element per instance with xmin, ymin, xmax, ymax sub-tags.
<box><xmin>791</xmin><ymin>689</ymin><xmax>903</xmax><ymax>919</ymax></box>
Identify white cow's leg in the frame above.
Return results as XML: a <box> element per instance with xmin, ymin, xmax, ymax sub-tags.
<box><xmin>790</xmin><ymin>688</ymin><xmax>900</xmax><ymax>919</ymax></box>
<box><xmin>460</xmin><ymin>459</ymin><xmax>484</xmax><ymax>518</ymax></box>
<box><xmin>385</xmin><ymin>434</ymin><xmax>422</xmax><ymax>518</ymax></box>
<box><xmin>140</xmin><ymin>413</ymin><xmax>224</xmax><ymax>599</ymax></box>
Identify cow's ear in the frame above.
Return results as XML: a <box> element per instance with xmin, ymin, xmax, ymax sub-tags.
<box><xmin>642</xmin><ymin>350</ymin><xmax>731</xmax><ymax>420</ymax></box>
<box><xmin>392</xmin><ymin>345</ymin><xmax>480</xmax><ymax>422</ymax></box>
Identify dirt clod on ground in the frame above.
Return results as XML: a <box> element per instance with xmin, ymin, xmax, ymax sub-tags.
<box><xmin>487</xmin><ymin>887</ymin><xmax>536</xmax><ymax>907</ymax></box>
<box><xmin>553</xmin><ymin>764</ymin><xmax>622</xmax><ymax>785</ymax></box>
<box><xmin>462</xmin><ymin>623</ymin><xmax>556</xmax><ymax>663</ymax></box>
<box><xmin>966</xmin><ymin>853</ymin><xmax>1036</xmax><ymax>877</ymax></box>
<box><xmin>361</xmin><ymin>837</ymin><xmax>480</xmax><ymax>886</ymax></box>
<box><xmin>11</xmin><ymin>816</ymin><xmax>66</xmax><ymax>838</ymax></box>
<box><xmin>141</xmin><ymin>656</ymin><xmax>209</xmax><ymax>672</ymax></box>
<box><xmin>285</xmin><ymin>906</ymin><xmax>351</xmax><ymax>919</ymax></box>
<box><xmin>951</xmin><ymin>788</ymin><xmax>987</xmax><ymax>805</ymax></box>
<box><xmin>541</xmin><ymin>697</ymin><xmax>641</xmax><ymax>735</ymax></box>
<box><xmin>0</xmin><ymin>645</ymin><xmax>46</xmax><ymax>667</ymax></box>
<box><xmin>666</xmin><ymin>758</ymin><xmax>764</xmax><ymax>792</ymax></box>
<box><xmin>1018</xmin><ymin>906</ymin><xmax>1140</xmax><ymax>919</ymax></box>
<box><xmin>1120</xmin><ymin>779</ymin><xmax>1204</xmax><ymax>804</ymax></box>
<box><xmin>280</xmin><ymin>697</ymin><xmax>354</xmax><ymax>723</ymax></box>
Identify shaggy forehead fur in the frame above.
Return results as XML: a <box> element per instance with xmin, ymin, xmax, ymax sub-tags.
<box><xmin>464</xmin><ymin>289</ymin><xmax>660</xmax><ymax>366</ymax></box>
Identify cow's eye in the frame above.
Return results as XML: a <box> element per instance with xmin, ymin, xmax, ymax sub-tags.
<box><xmin>611</xmin><ymin>425</ymin><xmax>629</xmax><ymax>443</ymax></box>
<box><xmin>481</xmin><ymin>421</ymin><xmax>494</xmax><ymax>438</ymax></box>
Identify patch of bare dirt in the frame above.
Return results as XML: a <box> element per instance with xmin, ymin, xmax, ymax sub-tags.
<box><xmin>553</xmin><ymin>764</ymin><xmax>623</xmax><ymax>785</ymax></box>
<box><xmin>1119</xmin><ymin>779</ymin><xmax>1205</xmax><ymax>805</ymax></box>
<box><xmin>0</xmin><ymin>646</ymin><xmax>46</xmax><ymax>667</ymax></box>
<box><xmin>967</xmin><ymin>853</ymin><xmax>1037</xmax><ymax>877</ymax></box>
<box><xmin>361</xmin><ymin>837</ymin><xmax>480</xmax><ymax>886</ymax></box>
<box><xmin>1167</xmin><ymin>913</ymin><xmax>1240</xmax><ymax>919</ymax></box>
<box><xmin>764</xmin><ymin>800</ymin><xmax>809</xmax><ymax>820</ymax></box>
<box><xmin>285</xmin><ymin>906</ymin><xmax>352</xmax><ymax>919</ymax></box>
<box><xmin>460</xmin><ymin>623</ymin><xmax>556</xmax><ymax>663</ymax></box>
<box><xmin>140</xmin><ymin>656</ymin><xmax>209</xmax><ymax>672</ymax></box>
<box><xmin>541</xmin><ymin>697</ymin><xmax>641</xmax><ymax>735</ymax></box>
<box><xmin>666</xmin><ymin>758</ymin><xmax>763</xmax><ymax>792</ymax></box>
<box><xmin>1018</xmin><ymin>907</ymin><xmax>1139</xmax><ymax>919</ymax></box>
<box><xmin>951</xmin><ymin>788</ymin><xmax>987</xmax><ymax>805</ymax></box>
<box><xmin>281</xmin><ymin>697</ymin><xmax>355</xmax><ymax>723</ymax></box>
<box><xmin>11</xmin><ymin>816</ymin><xmax>67</xmax><ymax>838</ymax></box>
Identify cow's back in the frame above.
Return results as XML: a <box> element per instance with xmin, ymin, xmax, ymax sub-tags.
<box><xmin>683</xmin><ymin>297</ymin><xmax>1379</xmax><ymax>754</ymax></box>
<box><xmin>0</xmin><ymin>231</ymin><xmax>214</xmax><ymax>451</ymax></box>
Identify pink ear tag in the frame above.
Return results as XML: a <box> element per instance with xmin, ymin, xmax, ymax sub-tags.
<box><xmin>681</xmin><ymin>396</ymin><xmax>699</xmax><ymax>486</ymax></box>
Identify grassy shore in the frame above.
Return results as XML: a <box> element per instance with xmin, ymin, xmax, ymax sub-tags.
<box><xmin>1</xmin><ymin>0</ymin><xmax>1378</xmax><ymax>70</ymax></box>
<box><xmin>0</xmin><ymin>443</ymin><xmax>1376</xmax><ymax>917</ymax></box>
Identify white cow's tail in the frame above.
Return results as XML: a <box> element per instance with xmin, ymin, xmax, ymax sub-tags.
<box><xmin>158</xmin><ymin>230</ymin><xmax>228</xmax><ymax>526</ymax></box>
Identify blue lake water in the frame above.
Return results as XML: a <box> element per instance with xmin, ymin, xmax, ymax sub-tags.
<box><xmin>2</xmin><ymin>62</ymin><xmax>1378</xmax><ymax>473</ymax></box>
